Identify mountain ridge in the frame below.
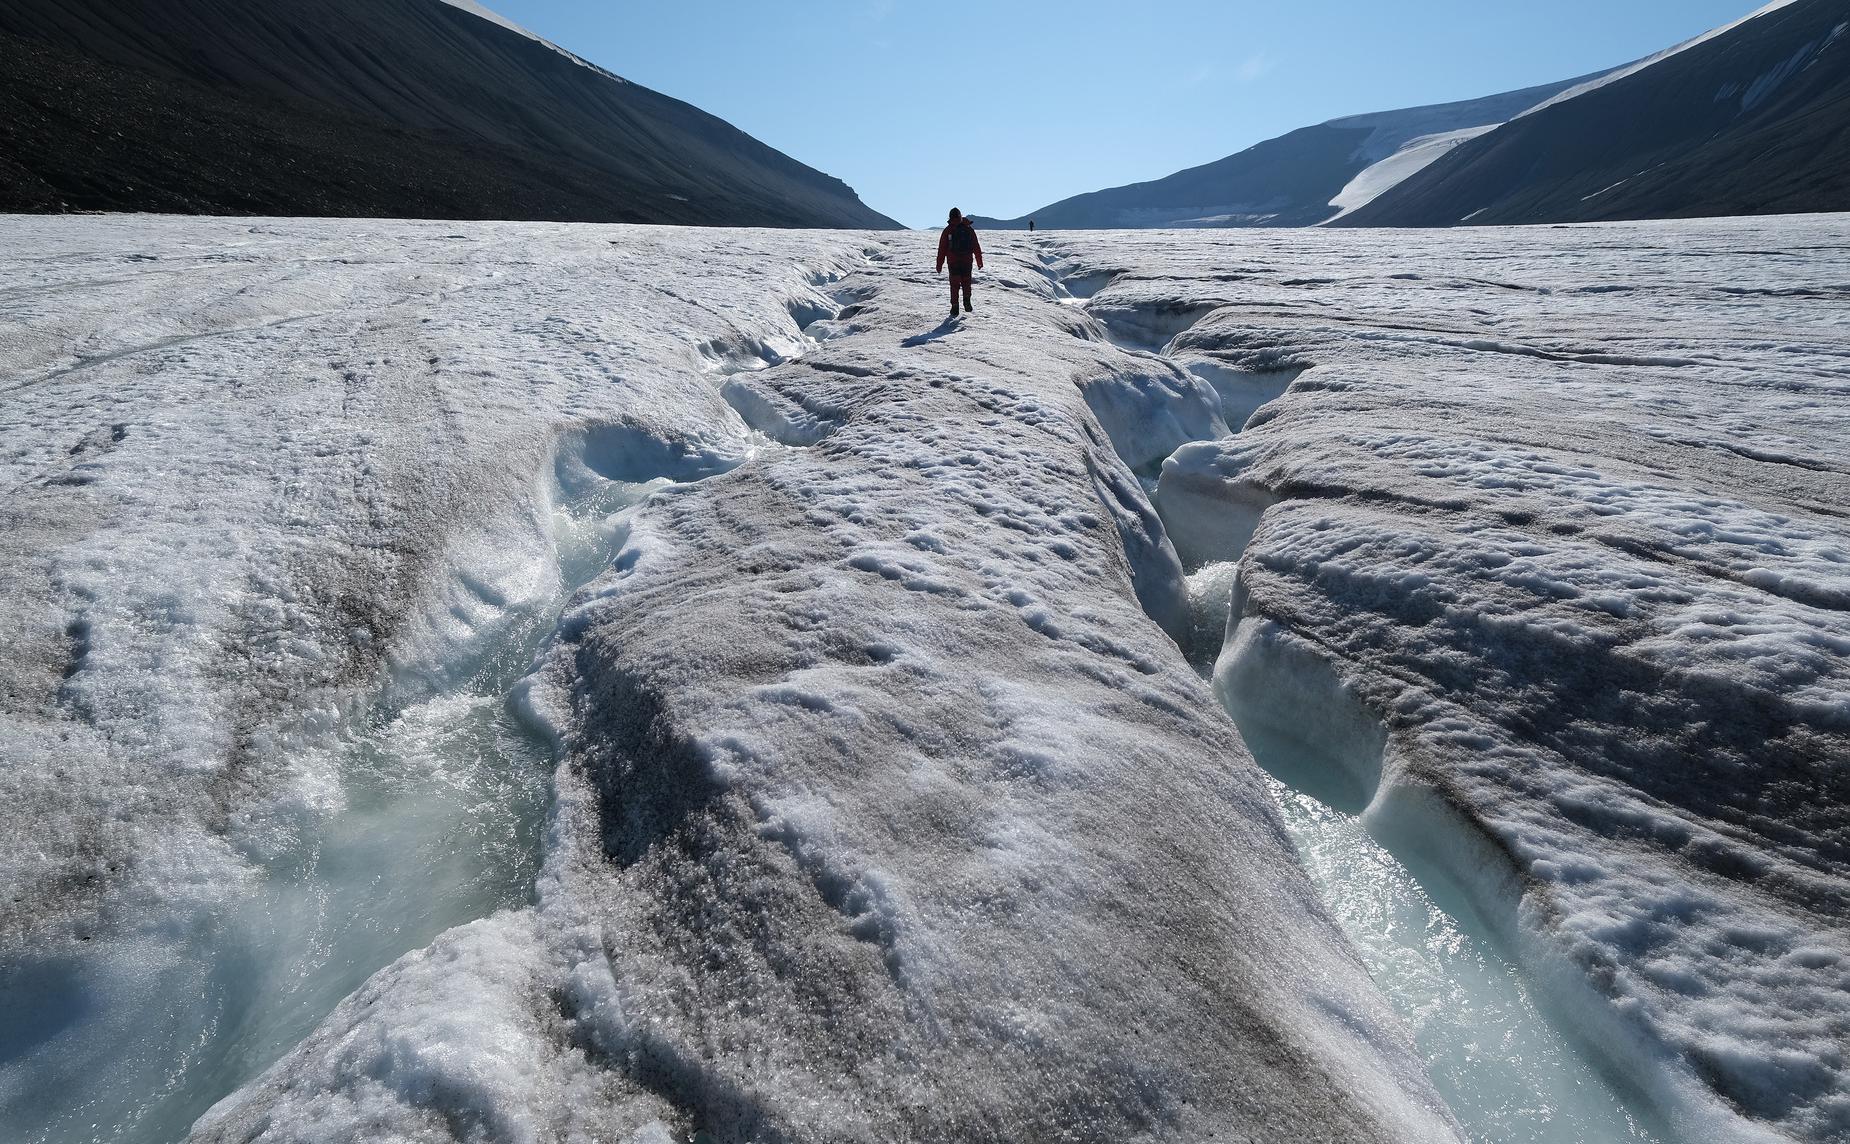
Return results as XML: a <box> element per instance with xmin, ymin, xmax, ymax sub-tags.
<box><xmin>980</xmin><ymin>0</ymin><xmax>1848</xmax><ymax>232</ymax></box>
<box><xmin>0</xmin><ymin>0</ymin><xmax>900</xmax><ymax>228</ymax></box>
<box><xmin>970</xmin><ymin>75</ymin><xmax>1602</xmax><ymax>231</ymax></box>
<box><xmin>1338</xmin><ymin>0</ymin><xmax>1850</xmax><ymax>227</ymax></box>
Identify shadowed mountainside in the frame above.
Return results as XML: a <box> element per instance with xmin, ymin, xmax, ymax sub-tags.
<box><xmin>1338</xmin><ymin>0</ymin><xmax>1850</xmax><ymax>227</ymax></box>
<box><xmin>0</xmin><ymin>0</ymin><xmax>899</xmax><ymax>228</ymax></box>
<box><xmin>971</xmin><ymin>76</ymin><xmax>1595</xmax><ymax>231</ymax></box>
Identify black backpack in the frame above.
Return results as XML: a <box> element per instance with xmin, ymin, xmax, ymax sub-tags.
<box><xmin>948</xmin><ymin>222</ymin><xmax>976</xmax><ymax>257</ymax></box>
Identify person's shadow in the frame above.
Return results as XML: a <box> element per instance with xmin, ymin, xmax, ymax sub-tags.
<box><xmin>901</xmin><ymin>317</ymin><xmax>960</xmax><ymax>348</ymax></box>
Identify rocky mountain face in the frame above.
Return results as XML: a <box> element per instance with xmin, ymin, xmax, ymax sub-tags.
<box><xmin>1341</xmin><ymin>0</ymin><xmax>1850</xmax><ymax>227</ymax></box>
<box><xmin>972</xmin><ymin>76</ymin><xmax>1595</xmax><ymax>231</ymax></box>
<box><xmin>0</xmin><ymin>0</ymin><xmax>899</xmax><ymax>228</ymax></box>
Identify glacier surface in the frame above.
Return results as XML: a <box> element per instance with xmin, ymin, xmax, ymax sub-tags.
<box><xmin>1044</xmin><ymin>218</ymin><xmax>1850</xmax><ymax>1142</ymax></box>
<box><xmin>2</xmin><ymin>211</ymin><xmax>1846</xmax><ymax>1143</ymax></box>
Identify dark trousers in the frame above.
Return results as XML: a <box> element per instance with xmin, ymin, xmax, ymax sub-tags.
<box><xmin>948</xmin><ymin>260</ymin><xmax>974</xmax><ymax>304</ymax></box>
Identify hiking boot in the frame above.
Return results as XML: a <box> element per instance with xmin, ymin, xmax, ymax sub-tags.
<box><xmin>950</xmin><ymin>301</ymin><xmax>960</xmax><ymax>318</ymax></box>
<box><xmin>963</xmin><ymin>296</ymin><xmax>975</xmax><ymax>313</ymax></box>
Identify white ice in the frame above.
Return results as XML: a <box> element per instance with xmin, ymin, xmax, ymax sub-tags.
<box><xmin>1266</xmin><ymin>777</ymin><xmax>1664</xmax><ymax>1144</ymax></box>
<box><xmin>2</xmin><ymin>217</ymin><xmax>1453</xmax><ymax>1143</ymax></box>
<box><xmin>4</xmin><ymin>210</ymin><xmax>1846</xmax><ymax>1144</ymax></box>
<box><xmin>1044</xmin><ymin>216</ymin><xmax>1849</xmax><ymax>1142</ymax></box>
<box><xmin>0</xmin><ymin>219</ymin><xmax>876</xmax><ymax>1141</ymax></box>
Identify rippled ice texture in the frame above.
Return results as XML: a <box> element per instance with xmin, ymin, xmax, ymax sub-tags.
<box><xmin>1083</xmin><ymin>218</ymin><xmax>1850</xmax><ymax>1142</ymax></box>
<box><xmin>3</xmin><ymin>212</ymin><xmax>1845</xmax><ymax>1144</ymax></box>
<box><xmin>1</xmin><ymin>217</ymin><xmax>1454</xmax><ymax>1144</ymax></box>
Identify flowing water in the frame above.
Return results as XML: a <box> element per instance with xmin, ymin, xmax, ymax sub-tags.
<box><xmin>2</xmin><ymin>476</ymin><xmax>669</xmax><ymax>1144</ymax></box>
<box><xmin>1264</xmin><ymin>774</ymin><xmax>1663</xmax><ymax>1144</ymax></box>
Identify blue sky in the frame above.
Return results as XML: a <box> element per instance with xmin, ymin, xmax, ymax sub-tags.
<box><xmin>484</xmin><ymin>0</ymin><xmax>1766</xmax><ymax>227</ymax></box>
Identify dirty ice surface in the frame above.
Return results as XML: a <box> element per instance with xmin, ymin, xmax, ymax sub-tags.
<box><xmin>0</xmin><ymin>217</ymin><xmax>1451</xmax><ymax>1144</ymax></box>
<box><xmin>3</xmin><ymin>211</ymin><xmax>1847</xmax><ymax>1144</ymax></box>
<box><xmin>1052</xmin><ymin>217</ymin><xmax>1849</xmax><ymax>1143</ymax></box>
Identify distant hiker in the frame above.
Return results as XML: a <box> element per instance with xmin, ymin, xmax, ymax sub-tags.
<box><xmin>936</xmin><ymin>208</ymin><xmax>984</xmax><ymax>318</ymax></box>
<box><xmin>1028</xmin><ymin>219</ymin><xmax>1036</xmax><ymax>232</ymax></box>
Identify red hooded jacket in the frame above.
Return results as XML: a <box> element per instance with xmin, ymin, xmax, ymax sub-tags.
<box><xmin>936</xmin><ymin>218</ymin><xmax>984</xmax><ymax>275</ymax></box>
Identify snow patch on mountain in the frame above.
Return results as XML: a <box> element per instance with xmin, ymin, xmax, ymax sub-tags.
<box><xmin>1739</xmin><ymin>34</ymin><xmax>1827</xmax><ymax>110</ymax></box>
<box><xmin>437</xmin><ymin>0</ymin><xmax>627</xmax><ymax>81</ymax></box>
<box><xmin>437</xmin><ymin>0</ymin><xmax>538</xmax><ymax>40</ymax></box>
<box><xmin>1327</xmin><ymin>125</ymin><xmax>1500</xmax><ymax>220</ymax></box>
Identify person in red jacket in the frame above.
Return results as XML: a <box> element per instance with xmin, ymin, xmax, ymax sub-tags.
<box><xmin>936</xmin><ymin>208</ymin><xmax>984</xmax><ymax>318</ymax></box>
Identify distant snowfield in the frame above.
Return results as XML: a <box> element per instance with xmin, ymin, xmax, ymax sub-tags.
<box><xmin>2</xmin><ymin>213</ymin><xmax>1847</xmax><ymax>1144</ymax></box>
<box><xmin>1326</xmin><ymin>125</ymin><xmax>1499</xmax><ymax>220</ymax></box>
<box><xmin>1317</xmin><ymin>77</ymin><xmax>1610</xmax><ymax>221</ymax></box>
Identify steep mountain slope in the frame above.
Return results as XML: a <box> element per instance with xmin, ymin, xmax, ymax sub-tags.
<box><xmin>1341</xmin><ymin>0</ymin><xmax>1850</xmax><ymax>226</ymax></box>
<box><xmin>0</xmin><ymin>0</ymin><xmax>898</xmax><ymax>228</ymax></box>
<box><xmin>973</xmin><ymin>76</ymin><xmax>1598</xmax><ymax>231</ymax></box>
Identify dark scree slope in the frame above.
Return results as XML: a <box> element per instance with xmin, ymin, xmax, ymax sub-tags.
<box><xmin>1339</xmin><ymin>0</ymin><xmax>1850</xmax><ymax>227</ymax></box>
<box><xmin>0</xmin><ymin>0</ymin><xmax>900</xmax><ymax>228</ymax></box>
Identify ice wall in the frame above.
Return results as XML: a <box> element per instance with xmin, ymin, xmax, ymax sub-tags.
<box><xmin>1045</xmin><ymin>218</ymin><xmax>1850</xmax><ymax>1143</ymax></box>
